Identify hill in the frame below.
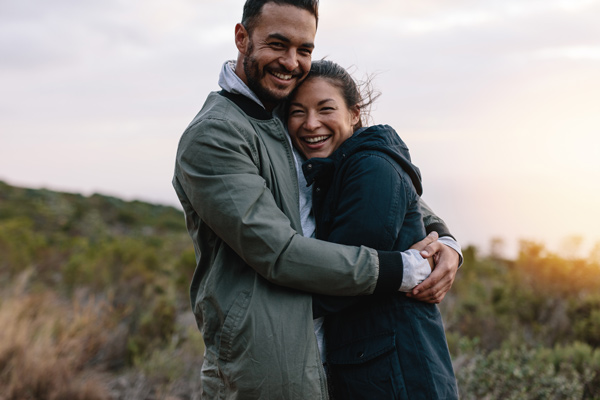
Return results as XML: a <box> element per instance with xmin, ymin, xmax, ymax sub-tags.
<box><xmin>0</xmin><ymin>181</ymin><xmax>599</xmax><ymax>399</ymax></box>
<box><xmin>0</xmin><ymin>181</ymin><xmax>201</xmax><ymax>399</ymax></box>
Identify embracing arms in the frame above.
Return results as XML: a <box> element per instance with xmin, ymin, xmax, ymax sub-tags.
<box><xmin>409</xmin><ymin>199</ymin><xmax>462</xmax><ymax>303</ymax></box>
<box><xmin>173</xmin><ymin>114</ymin><xmax>405</xmax><ymax>296</ymax></box>
<box><xmin>311</xmin><ymin>151</ymin><xmax>461</xmax><ymax>317</ymax></box>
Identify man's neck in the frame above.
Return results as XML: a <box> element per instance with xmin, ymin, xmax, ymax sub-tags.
<box><xmin>218</xmin><ymin>60</ymin><xmax>266</xmax><ymax>110</ymax></box>
<box><xmin>233</xmin><ymin>61</ymin><xmax>277</xmax><ymax>112</ymax></box>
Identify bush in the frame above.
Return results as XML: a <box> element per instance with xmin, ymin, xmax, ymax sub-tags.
<box><xmin>454</xmin><ymin>342</ymin><xmax>598</xmax><ymax>399</ymax></box>
<box><xmin>0</xmin><ymin>288</ymin><xmax>113</xmax><ymax>400</ymax></box>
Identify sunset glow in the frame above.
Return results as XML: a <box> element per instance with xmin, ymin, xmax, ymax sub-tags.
<box><xmin>1</xmin><ymin>0</ymin><xmax>599</xmax><ymax>258</ymax></box>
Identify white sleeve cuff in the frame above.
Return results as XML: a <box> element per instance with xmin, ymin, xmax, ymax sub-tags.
<box><xmin>399</xmin><ymin>249</ymin><xmax>432</xmax><ymax>292</ymax></box>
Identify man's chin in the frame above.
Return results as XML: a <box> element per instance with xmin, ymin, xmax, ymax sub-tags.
<box><xmin>248</xmin><ymin>77</ymin><xmax>300</xmax><ymax>106</ymax></box>
<box><xmin>259</xmin><ymin>87</ymin><xmax>295</xmax><ymax>105</ymax></box>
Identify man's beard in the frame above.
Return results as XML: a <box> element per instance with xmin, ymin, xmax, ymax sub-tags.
<box><xmin>243</xmin><ymin>42</ymin><xmax>295</xmax><ymax>106</ymax></box>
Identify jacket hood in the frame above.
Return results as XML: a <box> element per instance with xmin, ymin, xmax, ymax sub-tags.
<box><xmin>302</xmin><ymin>124</ymin><xmax>423</xmax><ymax>195</ymax></box>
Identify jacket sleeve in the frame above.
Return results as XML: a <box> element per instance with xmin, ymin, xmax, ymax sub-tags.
<box><xmin>419</xmin><ymin>198</ymin><xmax>455</xmax><ymax>239</ymax></box>
<box><xmin>313</xmin><ymin>153</ymin><xmax>415</xmax><ymax>317</ymax></box>
<box><xmin>174</xmin><ymin>117</ymin><xmax>403</xmax><ymax>296</ymax></box>
<box><xmin>419</xmin><ymin>198</ymin><xmax>463</xmax><ymax>265</ymax></box>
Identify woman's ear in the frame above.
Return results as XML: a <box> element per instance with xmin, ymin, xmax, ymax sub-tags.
<box><xmin>351</xmin><ymin>105</ymin><xmax>361</xmax><ymax>128</ymax></box>
<box><xmin>235</xmin><ymin>23</ymin><xmax>249</xmax><ymax>54</ymax></box>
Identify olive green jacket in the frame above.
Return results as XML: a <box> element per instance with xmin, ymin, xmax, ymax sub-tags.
<box><xmin>173</xmin><ymin>91</ymin><xmax>445</xmax><ymax>399</ymax></box>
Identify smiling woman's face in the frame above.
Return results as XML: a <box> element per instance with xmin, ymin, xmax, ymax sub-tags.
<box><xmin>287</xmin><ymin>77</ymin><xmax>360</xmax><ymax>159</ymax></box>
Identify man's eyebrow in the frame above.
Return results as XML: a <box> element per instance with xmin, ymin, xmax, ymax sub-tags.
<box><xmin>267</xmin><ymin>33</ymin><xmax>315</xmax><ymax>49</ymax></box>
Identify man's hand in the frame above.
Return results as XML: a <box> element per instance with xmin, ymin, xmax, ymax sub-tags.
<box><xmin>407</xmin><ymin>232</ymin><xmax>459</xmax><ymax>303</ymax></box>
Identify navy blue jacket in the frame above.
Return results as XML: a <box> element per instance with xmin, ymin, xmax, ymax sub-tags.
<box><xmin>304</xmin><ymin>125</ymin><xmax>458</xmax><ymax>399</ymax></box>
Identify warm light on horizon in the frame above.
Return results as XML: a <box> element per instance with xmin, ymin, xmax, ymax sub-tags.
<box><xmin>1</xmin><ymin>0</ymin><xmax>599</xmax><ymax>259</ymax></box>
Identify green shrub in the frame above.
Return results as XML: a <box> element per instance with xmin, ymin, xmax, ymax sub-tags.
<box><xmin>457</xmin><ymin>344</ymin><xmax>587</xmax><ymax>399</ymax></box>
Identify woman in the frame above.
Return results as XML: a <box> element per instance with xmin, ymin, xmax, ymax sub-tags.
<box><xmin>287</xmin><ymin>60</ymin><xmax>458</xmax><ymax>399</ymax></box>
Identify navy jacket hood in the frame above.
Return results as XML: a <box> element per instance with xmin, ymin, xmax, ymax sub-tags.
<box><xmin>302</xmin><ymin>124</ymin><xmax>423</xmax><ymax>196</ymax></box>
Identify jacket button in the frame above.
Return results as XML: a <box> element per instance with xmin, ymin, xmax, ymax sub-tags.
<box><xmin>315</xmin><ymin>187</ymin><xmax>321</xmax><ymax>193</ymax></box>
<box><xmin>307</xmin><ymin>164</ymin><xmax>313</xmax><ymax>170</ymax></box>
<box><xmin>357</xmin><ymin>351</ymin><xmax>364</xmax><ymax>358</ymax></box>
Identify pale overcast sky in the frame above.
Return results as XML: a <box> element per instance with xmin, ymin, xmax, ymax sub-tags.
<box><xmin>1</xmin><ymin>0</ymin><xmax>600</xmax><ymax>257</ymax></box>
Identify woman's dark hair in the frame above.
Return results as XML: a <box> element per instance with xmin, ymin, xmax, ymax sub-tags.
<box><xmin>242</xmin><ymin>0</ymin><xmax>319</xmax><ymax>34</ymax></box>
<box><xmin>304</xmin><ymin>59</ymin><xmax>379</xmax><ymax>130</ymax></box>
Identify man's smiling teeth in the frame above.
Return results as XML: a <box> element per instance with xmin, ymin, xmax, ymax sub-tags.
<box><xmin>271</xmin><ymin>71</ymin><xmax>293</xmax><ymax>80</ymax></box>
<box><xmin>304</xmin><ymin>136</ymin><xmax>329</xmax><ymax>144</ymax></box>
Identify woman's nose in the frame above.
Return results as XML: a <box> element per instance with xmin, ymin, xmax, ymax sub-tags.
<box><xmin>304</xmin><ymin>113</ymin><xmax>320</xmax><ymax>130</ymax></box>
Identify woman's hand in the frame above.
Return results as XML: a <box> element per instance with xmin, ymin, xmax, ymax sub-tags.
<box><xmin>407</xmin><ymin>232</ymin><xmax>459</xmax><ymax>303</ymax></box>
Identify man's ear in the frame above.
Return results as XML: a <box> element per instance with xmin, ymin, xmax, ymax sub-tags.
<box><xmin>235</xmin><ymin>23</ymin><xmax>249</xmax><ymax>54</ymax></box>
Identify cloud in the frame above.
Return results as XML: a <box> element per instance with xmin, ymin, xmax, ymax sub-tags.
<box><xmin>1</xmin><ymin>0</ymin><xmax>600</xmax><ymax>253</ymax></box>
<box><xmin>534</xmin><ymin>45</ymin><xmax>600</xmax><ymax>60</ymax></box>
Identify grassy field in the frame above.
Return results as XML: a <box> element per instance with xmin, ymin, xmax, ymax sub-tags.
<box><xmin>1</xmin><ymin>180</ymin><xmax>599</xmax><ymax>399</ymax></box>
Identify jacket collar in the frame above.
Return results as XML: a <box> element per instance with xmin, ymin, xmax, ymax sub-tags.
<box><xmin>303</xmin><ymin>157</ymin><xmax>334</xmax><ymax>186</ymax></box>
<box><xmin>218</xmin><ymin>60</ymin><xmax>265</xmax><ymax>108</ymax></box>
<box><xmin>302</xmin><ymin>128</ymin><xmax>368</xmax><ymax>186</ymax></box>
<box><xmin>219</xmin><ymin>90</ymin><xmax>272</xmax><ymax>120</ymax></box>
<box><xmin>217</xmin><ymin>60</ymin><xmax>273</xmax><ymax>120</ymax></box>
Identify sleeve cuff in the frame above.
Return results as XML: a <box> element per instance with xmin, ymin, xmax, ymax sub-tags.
<box><xmin>399</xmin><ymin>249</ymin><xmax>432</xmax><ymax>291</ymax></box>
<box><xmin>425</xmin><ymin>222</ymin><xmax>455</xmax><ymax>240</ymax></box>
<box><xmin>373</xmin><ymin>250</ymin><xmax>404</xmax><ymax>294</ymax></box>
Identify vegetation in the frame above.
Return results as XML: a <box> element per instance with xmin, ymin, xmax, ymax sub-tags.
<box><xmin>0</xmin><ymin>180</ymin><xmax>599</xmax><ymax>398</ymax></box>
<box><xmin>0</xmin><ymin>181</ymin><xmax>202</xmax><ymax>399</ymax></box>
<box><xmin>441</xmin><ymin>243</ymin><xmax>600</xmax><ymax>398</ymax></box>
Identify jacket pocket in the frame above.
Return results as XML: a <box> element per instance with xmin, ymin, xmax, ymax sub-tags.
<box><xmin>327</xmin><ymin>331</ymin><xmax>408</xmax><ymax>399</ymax></box>
<box><xmin>219</xmin><ymin>290</ymin><xmax>251</xmax><ymax>362</ymax></box>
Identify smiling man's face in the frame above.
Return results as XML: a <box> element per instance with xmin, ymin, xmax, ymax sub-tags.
<box><xmin>235</xmin><ymin>3</ymin><xmax>316</xmax><ymax>110</ymax></box>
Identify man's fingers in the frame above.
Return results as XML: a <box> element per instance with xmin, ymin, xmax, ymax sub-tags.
<box><xmin>408</xmin><ymin>261</ymin><xmax>454</xmax><ymax>303</ymax></box>
<box><xmin>407</xmin><ymin>241</ymin><xmax>459</xmax><ymax>304</ymax></box>
<box><xmin>410</xmin><ymin>231</ymin><xmax>439</xmax><ymax>252</ymax></box>
<box><xmin>411</xmin><ymin>267</ymin><xmax>441</xmax><ymax>295</ymax></box>
<box><xmin>409</xmin><ymin>278</ymin><xmax>450</xmax><ymax>303</ymax></box>
<box><xmin>414</xmin><ymin>269</ymin><xmax>454</xmax><ymax>303</ymax></box>
<box><xmin>420</xmin><ymin>241</ymin><xmax>443</xmax><ymax>259</ymax></box>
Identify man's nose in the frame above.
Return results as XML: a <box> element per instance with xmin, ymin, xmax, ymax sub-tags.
<box><xmin>280</xmin><ymin>50</ymin><xmax>299</xmax><ymax>71</ymax></box>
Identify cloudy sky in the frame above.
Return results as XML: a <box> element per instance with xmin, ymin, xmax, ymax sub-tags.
<box><xmin>1</xmin><ymin>0</ymin><xmax>599</xmax><ymax>257</ymax></box>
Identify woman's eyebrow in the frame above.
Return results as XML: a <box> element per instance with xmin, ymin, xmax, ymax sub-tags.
<box><xmin>289</xmin><ymin>99</ymin><xmax>335</xmax><ymax>108</ymax></box>
<box><xmin>317</xmin><ymin>99</ymin><xmax>335</xmax><ymax>106</ymax></box>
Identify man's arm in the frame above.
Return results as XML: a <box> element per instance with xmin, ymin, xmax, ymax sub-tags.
<box><xmin>174</xmin><ymin>116</ymin><xmax>404</xmax><ymax>296</ymax></box>
<box><xmin>312</xmin><ymin>153</ymin><xmax>431</xmax><ymax>317</ymax></box>
<box><xmin>408</xmin><ymin>198</ymin><xmax>463</xmax><ymax>303</ymax></box>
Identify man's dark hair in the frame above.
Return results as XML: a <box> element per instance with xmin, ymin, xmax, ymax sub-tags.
<box><xmin>242</xmin><ymin>0</ymin><xmax>319</xmax><ymax>34</ymax></box>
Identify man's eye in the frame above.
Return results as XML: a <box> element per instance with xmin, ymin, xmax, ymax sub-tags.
<box><xmin>270</xmin><ymin>42</ymin><xmax>285</xmax><ymax>48</ymax></box>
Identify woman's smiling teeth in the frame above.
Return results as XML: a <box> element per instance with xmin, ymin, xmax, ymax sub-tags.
<box><xmin>304</xmin><ymin>135</ymin><xmax>330</xmax><ymax>144</ymax></box>
<box><xmin>271</xmin><ymin>71</ymin><xmax>293</xmax><ymax>80</ymax></box>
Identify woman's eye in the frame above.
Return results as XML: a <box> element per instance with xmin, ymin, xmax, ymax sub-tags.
<box><xmin>290</xmin><ymin>109</ymin><xmax>304</xmax><ymax>115</ymax></box>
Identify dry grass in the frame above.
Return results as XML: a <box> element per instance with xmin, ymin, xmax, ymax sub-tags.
<box><xmin>0</xmin><ymin>275</ymin><xmax>114</xmax><ymax>400</ymax></box>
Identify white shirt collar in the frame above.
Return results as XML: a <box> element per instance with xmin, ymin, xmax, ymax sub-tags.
<box><xmin>218</xmin><ymin>60</ymin><xmax>266</xmax><ymax>109</ymax></box>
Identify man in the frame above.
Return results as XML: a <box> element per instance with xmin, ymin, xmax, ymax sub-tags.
<box><xmin>173</xmin><ymin>1</ymin><xmax>461</xmax><ymax>398</ymax></box>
